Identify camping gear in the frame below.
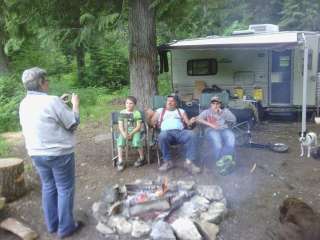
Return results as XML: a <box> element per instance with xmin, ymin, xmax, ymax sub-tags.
<box><xmin>232</xmin><ymin>121</ymin><xmax>289</xmax><ymax>153</ymax></box>
<box><xmin>245</xmin><ymin>142</ymin><xmax>289</xmax><ymax>153</ymax></box>
<box><xmin>253</xmin><ymin>87</ymin><xmax>263</xmax><ymax>101</ymax></box>
<box><xmin>234</xmin><ymin>87</ymin><xmax>244</xmax><ymax>99</ymax></box>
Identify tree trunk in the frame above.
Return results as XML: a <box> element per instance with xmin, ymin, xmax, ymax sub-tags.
<box><xmin>0</xmin><ymin>158</ymin><xmax>26</xmax><ymax>202</ymax></box>
<box><xmin>0</xmin><ymin>32</ymin><xmax>9</xmax><ymax>73</ymax></box>
<box><xmin>76</xmin><ymin>43</ymin><xmax>85</xmax><ymax>86</ymax></box>
<box><xmin>128</xmin><ymin>0</ymin><xmax>157</xmax><ymax>109</ymax></box>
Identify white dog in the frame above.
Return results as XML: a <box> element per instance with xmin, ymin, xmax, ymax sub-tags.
<box><xmin>299</xmin><ymin>132</ymin><xmax>318</xmax><ymax>158</ymax></box>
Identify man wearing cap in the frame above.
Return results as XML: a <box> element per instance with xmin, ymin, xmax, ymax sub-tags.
<box><xmin>19</xmin><ymin>67</ymin><xmax>83</xmax><ymax>238</ymax></box>
<box><xmin>196</xmin><ymin>95</ymin><xmax>237</xmax><ymax>175</ymax></box>
<box><xmin>151</xmin><ymin>95</ymin><xmax>200</xmax><ymax>173</ymax></box>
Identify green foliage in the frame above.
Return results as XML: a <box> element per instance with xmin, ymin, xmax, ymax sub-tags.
<box><xmin>0</xmin><ymin>74</ymin><xmax>24</xmax><ymax>132</ymax></box>
<box><xmin>158</xmin><ymin>73</ymin><xmax>172</xmax><ymax>96</ymax></box>
<box><xmin>0</xmin><ymin>136</ymin><xmax>9</xmax><ymax>157</ymax></box>
<box><xmin>86</xmin><ymin>33</ymin><xmax>129</xmax><ymax>89</ymax></box>
<box><xmin>49</xmin><ymin>75</ymin><xmax>128</xmax><ymax>123</ymax></box>
<box><xmin>280</xmin><ymin>0</ymin><xmax>320</xmax><ymax>31</ymax></box>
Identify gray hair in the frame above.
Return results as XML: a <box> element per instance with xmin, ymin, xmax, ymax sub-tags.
<box><xmin>21</xmin><ymin>67</ymin><xmax>47</xmax><ymax>91</ymax></box>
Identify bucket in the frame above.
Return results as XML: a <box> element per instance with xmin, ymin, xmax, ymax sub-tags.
<box><xmin>253</xmin><ymin>87</ymin><xmax>263</xmax><ymax>101</ymax></box>
<box><xmin>234</xmin><ymin>87</ymin><xmax>244</xmax><ymax>99</ymax></box>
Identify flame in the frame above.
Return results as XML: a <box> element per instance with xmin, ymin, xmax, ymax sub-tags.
<box><xmin>155</xmin><ymin>176</ymin><xmax>169</xmax><ymax>197</ymax></box>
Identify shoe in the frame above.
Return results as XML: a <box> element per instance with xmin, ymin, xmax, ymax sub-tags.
<box><xmin>117</xmin><ymin>161</ymin><xmax>125</xmax><ymax>172</ymax></box>
<box><xmin>216</xmin><ymin>155</ymin><xmax>236</xmax><ymax>176</ymax></box>
<box><xmin>58</xmin><ymin>221</ymin><xmax>84</xmax><ymax>239</ymax></box>
<box><xmin>159</xmin><ymin>161</ymin><xmax>173</xmax><ymax>172</ymax></box>
<box><xmin>134</xmin><ymin>158</ymin><xmax>145</xmax><ymax>168</ymax></box>
<box><xmin>184</xmin><ymin>161</ymin><xmax>201</xmax><ymax>174</ymax></box>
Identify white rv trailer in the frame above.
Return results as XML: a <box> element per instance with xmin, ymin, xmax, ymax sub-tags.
<box><xmin>158</xmin><ymin>24</ymin><xmax>320</xmax><ymax>118</ymax></box>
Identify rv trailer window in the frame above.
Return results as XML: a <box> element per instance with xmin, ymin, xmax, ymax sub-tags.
<box><xmin>187</xmin><ymin>59</ymin><xmax>217</xmax><ymax>76</ymax></box>
<box><xmin>279</xmin><ymin>56</ymin><xmax>290</xmax><ymax>67</ymax></box>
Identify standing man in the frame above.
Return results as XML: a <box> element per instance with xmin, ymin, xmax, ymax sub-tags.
<box><xmin>196</xmin><ymin>95</ymin><xmax>237</xmax><ymax>175</ymax></box>
<box><xmin>19</xmin><ymin>67</ymin><xmax>82</xmax><ymax>238</ymax></box>
<box><xmin>151</xmin><ymin>95</ymin><xmax>200</xmax><ymax>174</ymax></box>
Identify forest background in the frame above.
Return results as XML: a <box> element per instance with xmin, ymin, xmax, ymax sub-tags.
<box><xmin>0</xmin><ymin>0</ymin><xmax>319</xmax><ymax>155</ymax></box>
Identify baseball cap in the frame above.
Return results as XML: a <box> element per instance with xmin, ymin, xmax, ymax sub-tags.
<box><xmin>210</xmin><ymin>95</ymin><xmax>221</xmax><ymax>103</ymax></box>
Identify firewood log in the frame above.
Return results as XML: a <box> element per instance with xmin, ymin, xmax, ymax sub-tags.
<box><xmin>0</xmin><ymin>158</ymin><xmax>27</xmax><ymax>202</ymax></box>
<box><xmin>0</xmin><ymin>218</ymin><xmax>38</xmax><ymax>240</ymax></box>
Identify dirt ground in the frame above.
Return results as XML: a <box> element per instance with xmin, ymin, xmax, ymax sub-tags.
<box><xmin>1</xmin><ymin>120</ymin><xmax>320</xmax><ymax>240</ymax></box>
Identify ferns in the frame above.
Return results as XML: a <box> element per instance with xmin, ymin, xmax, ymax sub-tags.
<box><xmin>86</xmin><ymin>33</ymin><xmax>129</xmax><ymax>89</ymax></box>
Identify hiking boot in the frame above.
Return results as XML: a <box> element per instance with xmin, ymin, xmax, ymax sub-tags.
<box><xmin>58</xmin><ymin>221</ymin><xmax>84</xmax><ymax>239</ymax></box>
<box><xmin>159</xmin><ymin>161</ymin><xmax>173</xmax><ymax>172</ymax></box>
<box><xmin>117</xmin><ymin>161</ymin><xmax>125</xmax><ymax>172</ymax></box>
<box><xmin>184</xmin><ymin>161</ymin><xmax>201</xmax><ymax>174</ymax></box>
<box><xmin>134</xmin><ymin>157</ymin><xmax>146</xmax><ymax>168</ymax></box>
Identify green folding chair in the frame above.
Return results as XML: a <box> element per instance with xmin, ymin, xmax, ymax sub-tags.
<box><xmin>110</xmin><ymin>111</ymin><xmax>150</xmax><ymax>167</ymax></box>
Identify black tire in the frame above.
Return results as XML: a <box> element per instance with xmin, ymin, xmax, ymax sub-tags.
<box><xmin>269</xmin><ymin>143</ymin><xmax>289</xmax><ymax>153</ymax></box>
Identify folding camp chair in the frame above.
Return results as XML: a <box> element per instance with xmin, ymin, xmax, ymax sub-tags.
<box><xmin>149</xmin><ymin>95</ymin><xmax>167</xmax><ymax>167</ymax></box>
<box><xmin>110</xmin><ymin>111</ymin><xmax>150</xmax><ymax>167</ymax></box>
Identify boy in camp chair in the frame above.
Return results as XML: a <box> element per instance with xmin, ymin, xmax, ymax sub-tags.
<box><xmin>117</xmin><ymin>96</ymin><xmax>145</xmax><ymax>171</ymax></box>
<box><xmin>195</xmin><ymin>95</ymin><xmax>237</xmax><ymax>175</ymax></box>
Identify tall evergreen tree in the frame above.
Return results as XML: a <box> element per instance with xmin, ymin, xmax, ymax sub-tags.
<box><xmin>128</xmin><ymin>0</ymin><xmax>157</xmax><ymax>108</ymax></box>
<box><xmin>280</xmin><ymin>0</ymin><xmax>320</xmax><ymax>31</ymax></box>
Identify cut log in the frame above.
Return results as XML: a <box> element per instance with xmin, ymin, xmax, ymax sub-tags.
<box><xmin>0</xmin><ymin>158</ymin><xmax>26</xmax><ymax>202</ymax></box>
<box><xmin>129</xmin><ymin>199</ymin><xmax>170</xmax><ymax>217</ymax></box>
<box><xmin>0</xmin><ymin>218</ymin><xmax>38</xmax><ymax>240</ymax></box>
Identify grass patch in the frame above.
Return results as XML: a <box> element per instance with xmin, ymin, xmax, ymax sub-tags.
<box><xmin>0</xmin><ymin>136</ymin><xmax>10</xmax><ymax>157</ymax></box>
<box><xmin>49</xmin><ymin>77</ymin><xmax>128</xmax><ymax>124</ymax></box>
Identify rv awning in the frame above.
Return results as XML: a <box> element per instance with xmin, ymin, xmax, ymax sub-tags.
<box><xmin>160</xmin><ymin>32</ymin><xmax>303</xmax><ymax>50</ymax></box>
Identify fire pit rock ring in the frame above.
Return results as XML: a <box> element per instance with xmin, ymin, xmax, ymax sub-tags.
<box><xmin>92</xmin><ymin>178</ymin><xmax>227</xmax><ymax>239</ymax></box>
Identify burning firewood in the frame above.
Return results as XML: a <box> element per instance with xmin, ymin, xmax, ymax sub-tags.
<box><xmin>155</xmin><ymin>177</ymin><xmax>169</xmax><ymax>197</ymax></box>
<box><xmin>129</xmin><ymin>199</ymin><xmax>170</xmax><ymax>217</ymax></box>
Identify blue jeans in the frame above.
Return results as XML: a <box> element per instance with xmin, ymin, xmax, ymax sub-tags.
<box><xmin>205</xmin><ymin>128</ymin><xmax>235</xmax><ymax>160</ymax></box>
<box><xmin>32</xmin><ymin>153</ymin><xmax>76</xmax><ymax>237</ymax></box>
<box><xmin>158</xmin><ymin>129</ymin><xmax>196</xmax><ymax>162</ymax></box>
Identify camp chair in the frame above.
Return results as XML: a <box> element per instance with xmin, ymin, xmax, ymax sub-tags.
<box><xmin>110</xmin><ymin>111</ymin><xmax>150</xmax><ymax>167</ymax></box>
<box><xmin>152</xmin><ymin>95</ymin><xmax>167</xmax><ymax>109</ymax></box>
<box><xmin>149</xmin><ymin>95</ymin><xmax>167</xmax><ymax>167</ymax></box>
<box><xmin>231</xmin><ymin>120</ymin><xmax>252</xmax><ymax>146</ymax></box>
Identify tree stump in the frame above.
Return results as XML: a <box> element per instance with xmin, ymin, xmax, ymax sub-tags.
<box><xmin>0</xmin><ymin>158</ymin><xmax>26</xmax><ymax>202</ymax></box>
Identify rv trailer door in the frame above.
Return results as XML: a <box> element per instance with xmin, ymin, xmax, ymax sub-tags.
<box><xmin>270</xmin><ymin>50</ymin><xmax>292</xmax><ymax>105</ymax></box>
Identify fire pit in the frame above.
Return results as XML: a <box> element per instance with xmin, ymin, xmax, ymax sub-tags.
<box><xmin>92</xmin><ymin>178</ymin><xmax>227</xmax><ymax>239</ymax></box>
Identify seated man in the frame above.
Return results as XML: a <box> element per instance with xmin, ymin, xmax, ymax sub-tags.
<box><xmin>196</xmin><ymin>95</ymin><xmax>237</xmax><ymax>175</ymax></box>
<box><xmin>151</xmin><ymin>95</ymin><xmax>200</xmax><ymax>174</ymax></box>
